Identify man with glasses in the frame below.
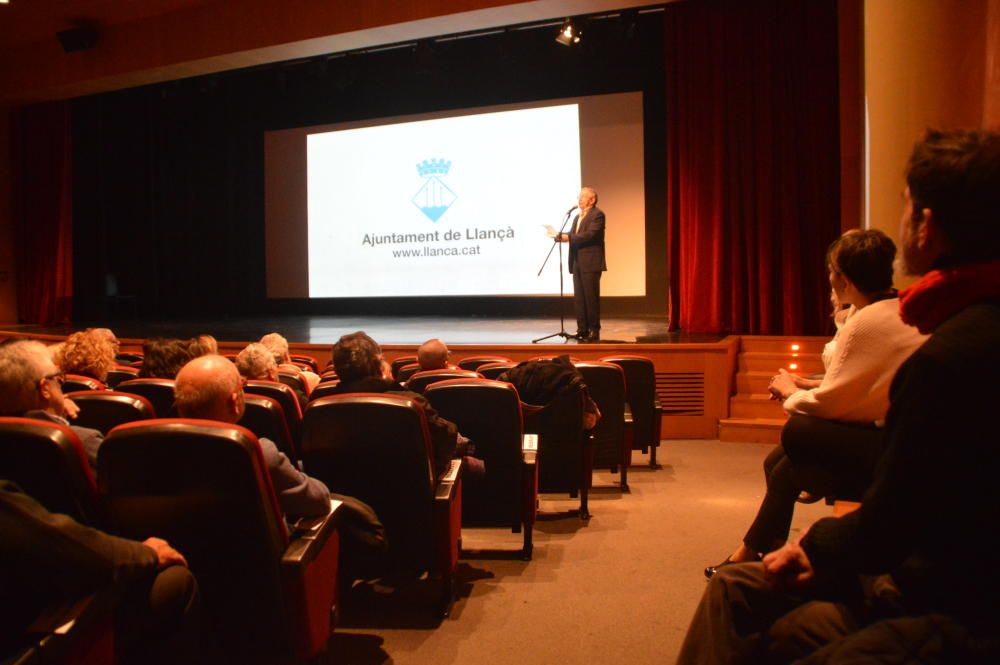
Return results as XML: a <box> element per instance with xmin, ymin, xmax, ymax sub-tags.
<box><xmin>0</xmin><ymin>339</ymin><xmax>104</xmax><ymax>470</ymax></box>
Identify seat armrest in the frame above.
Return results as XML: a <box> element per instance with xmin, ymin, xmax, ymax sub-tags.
<box><xmin>623</xmin><ymin>403</ymin><xmax>634</xmax><ymax>426</ymax></box>
<box><xmin>282</xmin><ymin>499</ymin><xmax>342</xmax><ymax>568</ymax></box>
<box><xmin>435</xmin><ymin>458</ymin><xmax>463</xmax><ymax>501</ymax></box>
<box><xmin>521</xmin><ymin>433</ymin><xmax>538</xmax><ymax>465</ymax></box>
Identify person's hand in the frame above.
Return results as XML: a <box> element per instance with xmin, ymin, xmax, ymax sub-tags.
<box><xmin>762</xmin><ymin>542</ymin><xmax>814</xmax><ymax>590</ymax></box>
<box><xmin>768</xmin><ymin>369</ymin><xmax>799</xmax><ymax>401</ymax></box>
<box><xmin>143</xmin><ymin>537</ymin><xmax>188</xmax><ymax>569</ymax></box>
<box><xmin>62</xmin><ymin>397</ymin><xmax>80</xmax><ymax>420</ymax></box>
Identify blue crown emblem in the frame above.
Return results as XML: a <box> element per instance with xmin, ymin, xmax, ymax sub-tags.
<box><xmin>412</xmin><ymin>157</ymin><xmax>457</xmax><ymax>222</ymax></box>
<box><xmin>416</xmin><ymin>159</ymin><xmax>451</xmax><ymax>177</ymax></box>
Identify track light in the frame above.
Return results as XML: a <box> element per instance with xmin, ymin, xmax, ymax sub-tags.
<box><xmin>555</xmin><ymin>18</ymin><xmax>581</xmax><ymax>46</ymax></box>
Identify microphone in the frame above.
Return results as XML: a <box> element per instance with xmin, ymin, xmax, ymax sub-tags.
<box><xmin>566</xmin><ymin>205</ymin><xmax>578</xmax><ymax>214</ymax></box>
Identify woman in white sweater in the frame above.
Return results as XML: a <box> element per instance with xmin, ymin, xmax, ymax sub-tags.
<box><xmin>706</xmin><ymin>230</ymin><xmax>927</xmax><ymax>578</ymax></box>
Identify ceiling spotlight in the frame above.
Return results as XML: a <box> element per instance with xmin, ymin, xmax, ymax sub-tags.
<box><xmin>555</xmin><ymin>18</ymin><xmax>581</xmax><ymax>46</ymax></box>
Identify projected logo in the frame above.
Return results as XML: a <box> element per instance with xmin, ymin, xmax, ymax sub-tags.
<box><xmin>412</xmin><ymin>158</ymin><xmax>456</xmax><ymax>222</ymax></box>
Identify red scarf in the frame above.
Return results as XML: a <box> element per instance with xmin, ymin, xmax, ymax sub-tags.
<box><xmin>898</xmin><ymin>260</ymin><xmax>1000</xmax><ymax>334</ymax></box>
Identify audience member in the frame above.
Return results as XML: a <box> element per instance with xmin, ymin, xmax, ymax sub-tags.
<box><xmin>260</xmin><ymin>332</ymin><xmax>320</xmax><ymax>393</ymax></box>
<box><xmin>0</xmin><ymin>480</ymin><xmax>211</xmax><ymax>665</ymax></box>
<box><xmin>196</xmin><ymin>334</ymin><xmax>218</xmax><ymax>355</ymax></box>
<box><xmin>328</xmin><ymin>331</ymin><xmax>478</xmax><ymax>478</ymax></box>
<box><xmin>499</xmin><ymin>355</ymin><xmax>602</xmax><ymax>430</ymax></box>
<box><xmin>236</xmin><ymin>342</ymin><xmax>307</xmax><ymax>410</ymax></box>
<box><xmin>174</xmin><ymin>355</ymin><xmax>330</xmax><ymax>519</ymax></box>
<box><xmin>139</xmin><ymin>338</ymin><xmax>199</xmax><ymax>379</ymax></box>
<box><xmin>677</xmin><ymin>128</ymin><xmax>1000</xmax><ymax>664</ymax></box>
<box><xmin>705</xmin><ymin>230</ymin><xmax>926</xmax><ymax>578</ymax></box>
<box><xmin>55</xmin><ymin>329</ymin><xmax>117</xmax><ymax>383</ymax></box>
<box><xmin>416</xmin><ymin>338</ymin><xmax>456</xmax><ymax>371</ymax></box>
<box><xmin>0</xmin><ymin>340</ymin><xmax>104</xmax><ymax>470</ymax></box>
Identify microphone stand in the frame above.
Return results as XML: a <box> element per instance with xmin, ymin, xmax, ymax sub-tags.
<box><xmin>533</xmin><ymin>208</ymin><xmax>576</xmax><ymax>343</ymax></box>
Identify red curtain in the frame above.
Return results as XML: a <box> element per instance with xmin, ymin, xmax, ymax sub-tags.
<box><xmin>14</xmin><ymin>102</ymin><xmax>73</xmax><ymax>325</ymax></box>
<box><xmin>665</xmin><ymin>0</ymin><xmax>842</xmax><ymax>334</ymax></box>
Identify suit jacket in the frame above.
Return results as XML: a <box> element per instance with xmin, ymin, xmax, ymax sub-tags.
<box><xmin>568</xmin><ymin>206</ymin><xmax>607</xmax><ymax>274</ymax></box>
<box><xmin>0</xmin><ymin>479</ymin><xmax>157</xmax><ymax>654</ymax></box>
<box><xmin>24</xmin><ymin>410</ymin><xmax>104</xmax><ymax>473</ymax></box>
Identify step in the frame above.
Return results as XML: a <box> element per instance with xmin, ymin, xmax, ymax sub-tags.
<box><xmin>735</xmin><ymin>371</ymin><xmax>778</xmax><ymax>395</ymax></box>
<box><xmin>729</xmin><ymin>394</ymin><xmax>788</xmax><ymax>419</ymax></box>
<box><xmin>718</xmin><ymin>418</ymin><xmax>785</xmax><ymax>444</ymax></box>
<box><xmin>739</xmin><ymin>336</ymin><xmax>830</xmax><ymax>354</ymax></box>
<box><xmin>738</xmin><ymin>351</ymin><xmax>825</xmax><ymax>374</ymax></box>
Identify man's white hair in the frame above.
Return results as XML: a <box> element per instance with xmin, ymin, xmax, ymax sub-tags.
<box><xmin>259</xmin><ymin>332</ymin><xmax>290</xmax><ymax>364</ymax></box>
<box><xmin>236</xmin><ymin>343</ymin><xmax>277</xmax><ymax>380</ymax></box>
<box><xmin>0</xmin><ymin>340</ymin><xmax>54</xmax><ymax>415</ymax></box>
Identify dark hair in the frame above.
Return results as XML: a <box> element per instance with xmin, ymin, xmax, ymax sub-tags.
<box><xmin>906</xmin><ymin>129</ymin><xmax>1000</xmax><ymax>265</ymax></box>
<box><xmin>826</xmin><ymin>229</ymin><xmax>896</xmax><ymax>294</ymax></box>
<box><xmin>331</xmin><ymin>331</ymin><xmax>383</xmax><ymax>383</ymax></box>
<box><xmin>139</xmin><ymin>338</ymin><xmax>198</xmax><ymax>379</ymax></box>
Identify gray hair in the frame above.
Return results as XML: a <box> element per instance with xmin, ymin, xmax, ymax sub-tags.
<box><xmin>236</xmin><ymin>343</ymin><xmax>277</xmax><ymax>380</ymax></box>
<box><xmin>0</xmin><ymin>340</ymin><xmax>54</xmax><ymax>415</ymax></box>
<box><xmin>259</xmin><ymin>332</ymin><xmax>289</xmax><ymax>364</ymax></box>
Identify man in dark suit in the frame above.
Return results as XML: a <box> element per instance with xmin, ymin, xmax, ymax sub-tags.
<box><xmin>551</xmin><ymin>187</ymin><xmax>606</xmax><ymax>342</ymax></box>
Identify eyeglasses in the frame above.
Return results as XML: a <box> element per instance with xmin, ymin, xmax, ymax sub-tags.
<box><xmin>42</xmin><ymin>372</ymin><xmax>65</xmax><ymax>386</ymax></box>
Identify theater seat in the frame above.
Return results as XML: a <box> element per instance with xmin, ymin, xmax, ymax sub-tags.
<box><xmin>105</xmin><ymin>364</ymin><xmax>139</xmax><ymax>389</ymax></box>
<box><xmin>425</xmin><ymin>378</ymin><xmax>537</xmax><ymax>558</ymax></box>
<box><xmin>289</xmin><ymin>354</ymin><xmax>319</xmax><ymax>373</ymax></box>
<box><xmin>396</xmin><ymin>362</ymin><xmax>423</xmax><ymax>383</ymax></box>
<box><xmin>0</xmin><ymin>417</ymin><xmax>100</xmax><ymax>524</ymax></box>
<box><xmin>244</xmin><ymin>380</ymin><xmax>303</xmax><ymax>445</ymax></box>
<box><xmin>390</xmin><ymin>356</ymin><xmax>418</xmax><ymax>380</ymax></box>
<box><xmin>600</xmin><ymin>355</ymin><xmax>662</xmax><ymax>467</ymax></box>
<box><xmin>302</xmin><ymin>394</ymin><xmax>462</xmax><ymax>615</ymax></box>
<box><xmin>116</xmin><ymin>378</ymin><xmax>176</xmax><ymax>418</ymax></box>
<box><xmin>405</xmin><ymin>368</ymin><xmax>482</xmax><ymax>394</ymax></box>
<box><xmin>98</xmin><ymin>420</ymin><xmax>341</xmax><ymax>664</ymax></box>
<box><xmin>308</xmin><ymin>381</ymin><xmax>341</xmax><ymax>402</ymax></box>
<box><xmin>575</xmin><ymin>361</ymin><xmax>633</xmax><ymax>492</ymax></box>
<box><xmin>476</xmin><ymin>361</ymin><xmax>517</xmax><ymax>380</ymax></box>
<box><xmin>63</xmin><ymin>374</ymin><xmax>105</xmax><ymax>393</ymax></box>
<box><xmin>64</xmin><ymin>390</ymin><xmax>155</xmax><ymax>435</ymax></box>
<box><xmin>238</xmin><ymin>393</ymin><xmax>299</xmax><ymax>465</ymax></box>
<box><xmin>456</xmin><ymin>355</ymin><xmax>512</xmax><ymax>372</ymax></box>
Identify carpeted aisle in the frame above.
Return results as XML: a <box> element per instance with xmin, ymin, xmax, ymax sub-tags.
<box><xmin>325</xmin><ymin>440</ymin><xmax>830</xmax><ymax>665</ymax></box>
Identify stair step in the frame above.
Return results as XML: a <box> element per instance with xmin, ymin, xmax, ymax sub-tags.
<box><xmin>719</xmin><ymin>418</ymin><xmax>785</xmax><ymax>444</ymax></box>
<box><xmin>740</xmin><ymin>336</ymin><xmax>830</xmax><ymax>354</ymax></box>
<box><xmin>729</xmin><ymin>395</ymin><xmax>788</xmax><ymax>419</ymax></box>
<box><xmin>739</xmin><ymin>351</ymin><xmax>825</xmax><ymax>374</ymax></box>
<box><xmin>736</xmin><ymin>371</ymin><xmax>778</xmax><ymax>395</ymax></box>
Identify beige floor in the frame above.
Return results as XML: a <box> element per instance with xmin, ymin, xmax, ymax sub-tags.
<box><xmin>324</xmin><ymin>439</ymin><xmax>831</xmax><ymax>665</ymax></box>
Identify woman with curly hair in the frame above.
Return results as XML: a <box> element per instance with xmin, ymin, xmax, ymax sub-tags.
<box><xmin>55</xmin><ymin>330</ymin><xmax>117</xmax><ymax>383</ymax></box>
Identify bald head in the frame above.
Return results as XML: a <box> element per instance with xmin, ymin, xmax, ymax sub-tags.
<box><xmin>417</xmin><ymin>338</ymin><xmax>450</xmax><ymax>370</ymax></box>
<box><xmin>174</xmin><ymin>354</ymin><xmax>243</xmax><ymax>423</ymax></box>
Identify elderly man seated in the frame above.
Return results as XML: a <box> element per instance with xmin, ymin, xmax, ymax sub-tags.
<box><xmin>416</xmin><ymin>338</ymin><xmax>457</xmax><ymax>371</ymax></box>
<box><xmin>0</xmin><ymin>340</ymin><xmax>104</xmax><ymax>470</ymax></box>
<box><xmin>236</xmin><ymin>342</ymin><xmax>308</xmax><ymax>411</ymax></box>
<box><xmin>174</xmin><ymin>355</ymin><xmax>330</xmax><ymax>519</ymax></box>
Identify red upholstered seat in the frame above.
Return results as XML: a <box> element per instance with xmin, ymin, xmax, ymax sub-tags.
<box><xmin>64</xmin><ymin>390</ymin><xmax>155</xmax><ymax>435</ymax></box>
<box><xmin>600</xmin><ymin>355</ymin><xmax>663</xmax><ymax>467</ymax></box>
<box><xmin>575</xmin><ymin>361</ymin><xmax>633</xmax><ymax>492</ymax></box>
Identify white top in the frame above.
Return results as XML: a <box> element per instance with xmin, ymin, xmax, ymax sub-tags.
<box><xmin>784</xmin><ymin>298</ymin><xmax>927</xmax><ymax>424</ymax></box>
<box><xmin>821</xmin><ymin>305</ymin><xmax>856</xmax><ymax>370</ymax></box>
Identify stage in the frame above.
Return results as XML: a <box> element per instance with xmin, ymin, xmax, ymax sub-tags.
<box><xmin>2</xmin><ymin>314</ymin><xmax>719</xmax><ymax>347</ymax></box>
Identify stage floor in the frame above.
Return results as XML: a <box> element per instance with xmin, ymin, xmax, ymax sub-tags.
<box><xmin>4</xmin><ymin>314</ymin><xmax>722</xmax><ymax>347</ymax></box>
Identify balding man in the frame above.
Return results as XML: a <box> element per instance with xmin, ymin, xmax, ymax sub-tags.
<box><xmin>416</xmin><ymin>338</ymin><xmax>456</xmax><ymax>371</ymax></box>
<box><xmin>174</xmin><ymin>355</ymin><xmax>330</xmax><ymax>519</ymax></box>
<box><xmin>0</xmin><ymin>340</ymin><xmax>104</xmax><ymax>470</ymax></box>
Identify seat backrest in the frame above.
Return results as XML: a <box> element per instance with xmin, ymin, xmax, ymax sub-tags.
<box><xmin>308</xmin><ymin>380</ymin><xmax>341</xmax><ymax>401</ymax></box>
<box><xmin>406</xmin><ymin>368</ymin><xmax>482</xmax><ymax>394</ymax></box>
<box><xmin>238</xmin><ymin>394</ymin><xmax>298</xmax><ymax>464</ymax></box>
<box><xmin>425</xmin><ymin>379</ymin><xmax>523</xmax><ymax>526</ymax></box>
<box><xmin>601</xmin><ymin>355</ymin><xmax>659</xmax><ymax>449</ymax></box>
<box><xmin>98</xmin><ymin>419</ymin><xmax>290</xmax><ymax>659</ymax></box>
<box><xmin>319</xmin><ymin>370</ymin><xmax>338</xmax><ymax>383</ymax></box>
<box><xmin>116</xmin><ymin>378</ymin><xmax>176</xmax><ymax>418</ymax></box>
<box><xmin>390</xmin><ymin>355</ymin><xmax>418</xmax><ymax>380</ymax></box>
<box><xmin>289</xmin><ymin>354</ymin><xmax>319</xmax><ymax>373</ymax></box>
<box><xmin>244</xmin><ymin>380</ymin><xmax>303</xmax><ymax>442</ymax></box>
<box><xmin>105</xmin><ymin>364</ymin><xmax>139</xmax><ymax>389</ymax></box>
<box><xmin>456</xmin><ymin>355</ymin><xmax>512</xmax><ymax>371</ymax></box>
<box><xmin>0</xmin><ymin>417</ymin><xmax>99</xmax><ymax>524</ymax></box>
<box><xmin>476</xmin><ymin>361</ymin><xmax>517</xmax><ymax>380</ymax></box>
<box><xmin>396</xmin><ymin>362</ymin><xmax>423</xmax><ymax>383</ymax></box>
<box><xmin>575</xmin><ymin>362</ymin><xmax>627</xmax><ymax>469</ymax></box>
<box><xmin>114</xmin><ymin>351</ymin><xmax>143</xmax><ymax>366</ymax></box>
<box><xmin>65</xmin><ymin>390</ymin><xmax>155</xmax><ymax>434</ymax></box>
<box><xmin>277</xmin><ymin>370</ymin><xmax>308</xmax><ymax>396</ymax></box>
<box><xmin>302</xmin><ymin>394</ymin><xmax>436</xmax><ymax>573</ymax></box>
<box><xmin>522</xmin><ymin>388</ymin><xmax>587</xmax><ymax>494</ymax></box>
<box><xmin>63</xmin><ymin>374</ymin><xmax>105</xmax><ymax>393</ymax></box>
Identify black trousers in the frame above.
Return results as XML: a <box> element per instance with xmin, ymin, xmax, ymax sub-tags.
<box><xmin>572</xmin><ymin>269</ymin><xmax>602</xmax><ymax>335</ymax></box>
<box><xmin>742</xmin><ymin>414</ymin><xmax>883</xmax><ymax>554</ymax></box>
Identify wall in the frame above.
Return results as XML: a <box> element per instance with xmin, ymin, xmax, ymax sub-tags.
<box><xmin>865</xmin><ymin>0</ymin><xmax>990</xmax><ymax>285</ymax></box>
